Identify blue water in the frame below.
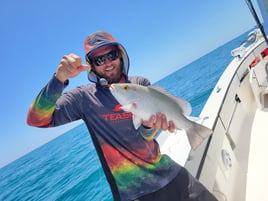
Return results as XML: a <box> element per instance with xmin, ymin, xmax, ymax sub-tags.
<box><xmin>0</xmin><ymin>30</ymin><xmax>251</xmax><ymax>201</ymax></box>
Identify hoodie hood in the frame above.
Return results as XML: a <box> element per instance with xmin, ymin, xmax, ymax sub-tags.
<box><xmin>84</xmin><ymin>31</ymin><xmax>130</xmax><ymax>83</ymax></box>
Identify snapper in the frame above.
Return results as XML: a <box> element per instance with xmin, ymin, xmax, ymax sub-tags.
<box><xmin>109</xmin><ymin>83</ymin><xmax>212</xmax><ymax>150</ymax></box>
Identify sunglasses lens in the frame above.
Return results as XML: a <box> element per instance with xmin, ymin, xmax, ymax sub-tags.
<box><xmin>91</xmin><ymin>50</ymin><xmax>119</xmax><ymax>66</ymax></box>
<box><xmin>95</xmin><ymin>57</ymin><xmax>105</xmax><ymax>66</ymax></box>
<box><xmin>108</xmin><ymin>50</ymin><xmax>118</xmax><ymax>60</ymax></box>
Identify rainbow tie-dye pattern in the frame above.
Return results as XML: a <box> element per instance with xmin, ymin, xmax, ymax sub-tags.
<box><xmin>96</xmin><ymin>135</ymin><xmax>179</xmax><ymax>200</ymax></box>
<box><xmin>27</xmin><ymin>76</ymin><xmax>181</xmax><ymax>200</ymax></box>
<box><xmin>27</xmin><ymin>88</ymin><xmax>60</xmax><ymax>127</ymax></box>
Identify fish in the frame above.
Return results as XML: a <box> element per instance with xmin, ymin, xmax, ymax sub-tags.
<box><xmin>109</xmin><ymin>83</ymin><xmax>212</xmax><ymax>150</ymax></box>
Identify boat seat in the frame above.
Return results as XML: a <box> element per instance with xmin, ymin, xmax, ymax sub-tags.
<box><xmin>249</xmin><ymin>58</ymin><xmax>268</xmax><ymax>110</ymax></box>
<box><xmin>257</xmin><ymin>61</ymin><xmax>268</xmax><ymax>109</ymax></box>
<box><xmin>252</xmin><ymin>60</ymin><xmax>268</xmax><ymax>87</ymax></box>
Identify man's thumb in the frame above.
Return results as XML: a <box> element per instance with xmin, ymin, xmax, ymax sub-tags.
<box><xmin>78</xmin><ymin>64</ymin><xmax>91</xmax><ymax>72</ymax></box>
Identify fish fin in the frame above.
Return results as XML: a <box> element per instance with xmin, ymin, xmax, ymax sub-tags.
<box><xmin>148</xmin><ymin>85</ymin><xmax>192</xmax><ymax>115</ymax></box>
<box><xmin>148</xmin><ymin>85</ymin><xmax>169</xmax><ymax>94</ymax></box>
<box><xmin>176</xmin><ymin>97</ymin><xmax>192</xmax><ymax>116</ymax></box>
<box><xmin>120</xmin><ymin>103</ymin><xmax>141</xmax><ymax>129</ymax></box>
<box><xmin>185</xmin><ymin>122</ymin><xmax>213</xmax><ymax>150</ymax></box>
<box><xmin>132</xmin><ymin>115</ymin><xmax>142</xmax><ymax>129</ymax></box>
<box><xmin>121</xmin><ymin>103</ymin><xmax>137</xmax><ymax>112</ymax></box>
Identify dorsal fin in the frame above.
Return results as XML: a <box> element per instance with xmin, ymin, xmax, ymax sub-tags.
<box><xmin>148</xmin><ymin>85</ymin><xmax>192</xmax><ymax>115</ymax></box>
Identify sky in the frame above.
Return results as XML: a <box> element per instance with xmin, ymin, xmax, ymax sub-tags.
<box><xmin>0</xmin><ymin>0</ymin><xmax>259</xmax><ymax>167</ymax></box>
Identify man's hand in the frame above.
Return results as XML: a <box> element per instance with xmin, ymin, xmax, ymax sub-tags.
<box><xmin>142</xmin><ymin>113</ymin><xmax>176</xmax><ymax>133</ymax></box>
<box><xmin>55</xmin><ymin>53</ymin><xmax>90</xmax><ymax>83</ymax></box>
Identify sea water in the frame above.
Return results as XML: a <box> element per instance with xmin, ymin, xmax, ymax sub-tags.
<box><xmin>0</xmin><ymin>30</ymin><xmax>251</xmax><ymax>201</ymax></box>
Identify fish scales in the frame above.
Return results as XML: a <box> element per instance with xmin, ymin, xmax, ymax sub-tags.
<box><xmin>109</xmin><ymin>83</ymin><xmax>212</xmax><ymax>150</ymax></box>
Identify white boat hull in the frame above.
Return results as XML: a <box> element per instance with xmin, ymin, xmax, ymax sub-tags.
<box><xmin>188</xmin><ymin>35</ymin><xmax>268</xmax><ymax>201</ymax></box>
<box><xmin>158</xmin><ymin>32</ymin><xmax>268</xmax><ymax>201</ymax></box>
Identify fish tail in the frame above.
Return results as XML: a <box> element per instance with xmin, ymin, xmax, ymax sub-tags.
<box><xmin>186</xmin><ymin>122</ymin><xmax>213</xmax><ymax>150</ymax></box>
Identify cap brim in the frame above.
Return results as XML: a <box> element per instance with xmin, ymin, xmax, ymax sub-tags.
<box><xmin>86</xmin><ymin>42</ymin><xmax>120</xmax><ymax>60</ymax></box>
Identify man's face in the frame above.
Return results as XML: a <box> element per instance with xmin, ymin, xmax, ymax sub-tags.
<box><xmin>90</xmin><ymin>45</ymin><xmax>122</xmax><ymax>84</ymax></box>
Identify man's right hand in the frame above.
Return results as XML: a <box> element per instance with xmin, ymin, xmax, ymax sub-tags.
<box><xmin>55</xmin><ymin>53</ymin><xmax>90</xmax><ymax>83</ymax></box>
<box><xmin>142</xmin><ymin>113</ymin><xmax>176</xmax><ymax>133</ymax></box>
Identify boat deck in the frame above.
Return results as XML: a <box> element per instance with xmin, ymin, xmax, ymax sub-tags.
<box><xmin>246</xmin><ymin>108</ymin><xmax>268</xmax><ymax>201</ymax></box>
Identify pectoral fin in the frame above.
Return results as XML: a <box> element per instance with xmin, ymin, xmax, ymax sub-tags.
<box><xmin>121</xmin><ymin>103</ymin><xmax>137</xmax><ymax>112</ymax></box>
<box><xmin>132</xmin><ymin>115</ymin><xmax>142</xmax><ymax>129</ymax></box>
<box><xmin>120</xmin><ymin>103</ymin><xmax>141</xmax><ymax>129</ymax></box>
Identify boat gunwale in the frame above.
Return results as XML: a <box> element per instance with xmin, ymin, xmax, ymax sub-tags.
<box><xmin>186</xmin><ymin>37</ymin><xmax>267</xmax><ymax>179</ymax></box>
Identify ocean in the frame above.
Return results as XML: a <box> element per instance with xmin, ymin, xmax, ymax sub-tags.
<box><xmin>0</xmin><ymin>30</ymin><xmax>251</xmax><ymax>201</ymax></box>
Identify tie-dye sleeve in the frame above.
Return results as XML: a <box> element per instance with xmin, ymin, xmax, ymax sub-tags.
<box><xmin>26</xmin><ymin>76</ymin><xmax>68</xmax><ymax>128</ymax></box>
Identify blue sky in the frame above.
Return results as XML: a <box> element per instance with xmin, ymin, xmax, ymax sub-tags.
<box><xmin>0</xmin><ymin>0</ymin><xmax>258</xmax><ymax>167</ymax></box>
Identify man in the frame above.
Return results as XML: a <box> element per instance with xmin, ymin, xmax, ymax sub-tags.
<box><xmin>27</xmin><ymin>31</ymin><xmax>217</xmax><ymax>201</ymax></box>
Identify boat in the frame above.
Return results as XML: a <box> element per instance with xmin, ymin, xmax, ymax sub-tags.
<box><xmin>157</xmin><ymin>1</ymin><xmax>268</xmax><ymax>200</ymax></box>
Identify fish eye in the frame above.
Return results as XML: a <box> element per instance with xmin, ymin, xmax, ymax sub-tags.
<box><xmin>124</xmin><ymin>86</ymin><xmax>128</xmax><ymax>90</ymax></box>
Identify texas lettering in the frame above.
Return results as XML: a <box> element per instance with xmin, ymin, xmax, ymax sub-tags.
<box><xmin>102</xmin><ymin>112</ymin><xmax>133</xmax><ymax>121</ymax></box>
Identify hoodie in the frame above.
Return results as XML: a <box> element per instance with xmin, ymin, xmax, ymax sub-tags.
<box><xmin>27</xmin><ymin>31</ymin><xmax>181</xmax><ymax>201</ymax></box>
<box><xmin>84</xmin><ymin>31</ymin><xmax>130</xmax><ymax>83</ymax></box>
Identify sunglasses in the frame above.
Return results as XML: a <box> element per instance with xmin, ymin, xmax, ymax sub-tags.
<box><xmin>89</xmin><ymin>50</ymin><xmax>119</xmax><ymax>66</ymax></box>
